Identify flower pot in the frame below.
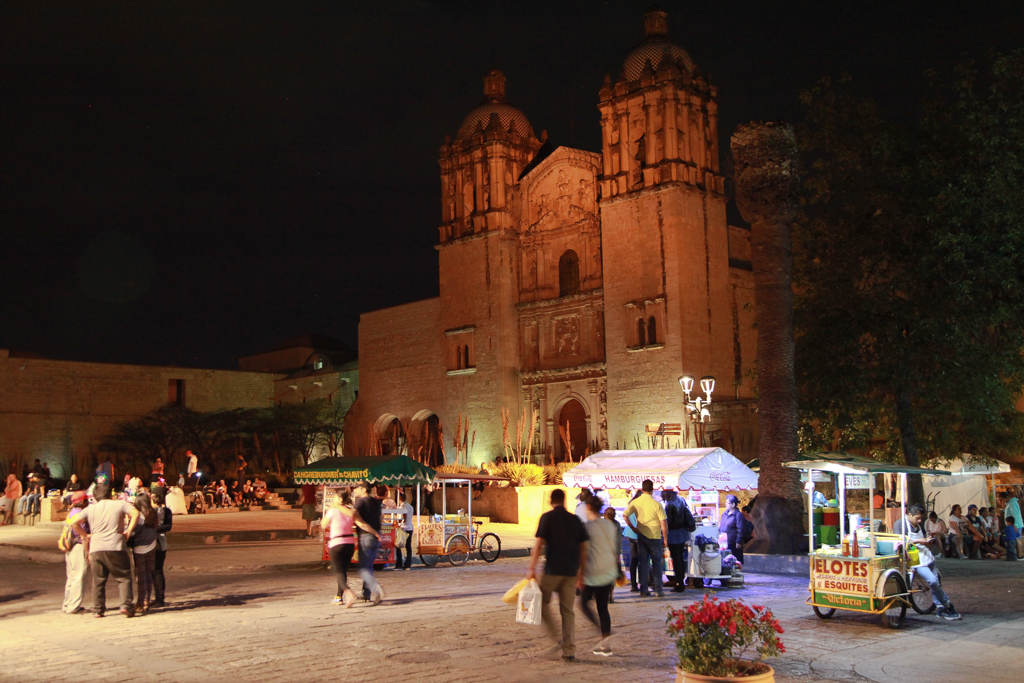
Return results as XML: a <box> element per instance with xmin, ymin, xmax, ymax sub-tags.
<box><xmin>676</xmin><ymin>661</ymin><xmax>775</xmax><ymax>682</ymax></box>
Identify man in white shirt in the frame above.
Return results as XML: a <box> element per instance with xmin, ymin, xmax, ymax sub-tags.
<box><xmin>894</xmin><ymin>504</ymin><xmax>961</xmax><ymax>621</ymax></box>
<box><xmin>395</xmin><ymin>492</ymin><xmax>415</xmax><ymax>570</ymax></box>
<box><xmin>72</xmin><ymin>482</ymin><xmax>140</xmax><ymax>617</ymax></box>
<box><xmin>186</xmin><ymin>451</ymin><xmax>199</xmax><ymax>491</ymax></box>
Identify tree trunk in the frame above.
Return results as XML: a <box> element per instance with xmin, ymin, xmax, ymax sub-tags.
<box><xmin>897</xmin><ymin>390</ymin><xmax>926</xmax><ymax>506</ymax></box>
<box><xmin>732</xmin><ymin>122</ymin><xmax>805</xmax><ymax>554</ymax></box>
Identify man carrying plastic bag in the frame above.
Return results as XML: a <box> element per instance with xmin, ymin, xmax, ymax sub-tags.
<box><xmin>526</xmin><ymin>488</ymin><xmax>589</xmax><ymax>662</ymax></box>
<box><xmin>515</xmin><ymin>579</ymin><xmax>542</xmax><ymax>625</ymax></box>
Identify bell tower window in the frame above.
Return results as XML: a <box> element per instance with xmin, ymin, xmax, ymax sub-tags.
<box><xmin>637</xmin><ymin>318</ymin><xmax>646</xmax><ymax>347</ymax></box>
<box><xmin>559</xmin><ymin>250</ymin><xmax>580</xmax><ymax>297</ymax></box>
<box><xmin>647</xmin><ymin>316</ymin><xmax>657</xmax><ymax>345</ymax></box>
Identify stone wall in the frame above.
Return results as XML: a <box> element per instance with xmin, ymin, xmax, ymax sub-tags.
<box><xmin>0</xmin><ymin>349</ymin><xmax>277</xmax><ymax>479</ymax></box>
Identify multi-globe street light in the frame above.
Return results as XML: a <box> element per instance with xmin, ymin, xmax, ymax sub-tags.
<box><xmin>678</xmin><ymin>374</ymin><xmax>716</xmax><ymax>447</ymax></box>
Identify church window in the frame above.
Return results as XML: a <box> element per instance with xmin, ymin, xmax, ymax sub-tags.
<box><xmin>637</xmin><ymin>318</ymin><xmax>646</xmax><ymax>347</ymax></box>
<box><xmin>456</xmin><ymin>347</ymin><xmax>464</xmax><ymax>370</ymax></box>
<box><xmin>559</xmin><ymin>250</ymin><xmax>580</xmax><ymax>297</ymax></box>
<box><xmin>464</xmin><ymin>345</ymin><xmax>471</xmax><ymax>368</ymax></box>
<box><xmin>647</xmin><ymin>316</ymin><xmax>658</xmax><ymax>345</ymax></box>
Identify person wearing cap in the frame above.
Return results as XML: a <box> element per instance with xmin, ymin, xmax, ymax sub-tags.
<box><xmin>63</xmin><ymin>491</ymin><xmax>91</xmax><ymax>614</ymax></box>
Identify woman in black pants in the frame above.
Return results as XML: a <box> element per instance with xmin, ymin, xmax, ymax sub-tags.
<box><xmin>151</xmin><ymin>489</ymin><xmax>173</xmax><ymax>608</ymax></box>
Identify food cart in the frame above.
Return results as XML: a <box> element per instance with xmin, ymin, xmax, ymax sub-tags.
<box><xmin>784</xmin><ymin>453</ymin><xmax>952</xmax><ymax>628</ymax></box>
<box><xmin>417</xmin><ymin>472</ymin><xmax>505</xmax><ymax>566</ymax></box>
<box><xmin>293</xmin><ymin>455</ymin><xmax>436</xmax><ymax>566</ymax></box>
<box><xmin>562</xmin><ymin>448</ymin><xmax>759</xmax><ymax>588</ymax></box>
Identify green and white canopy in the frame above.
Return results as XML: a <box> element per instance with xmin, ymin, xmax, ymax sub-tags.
<box><xmin>294</xmin><ymin>455</ymin><xmax>436</xmax><ymax>486</ymax></box>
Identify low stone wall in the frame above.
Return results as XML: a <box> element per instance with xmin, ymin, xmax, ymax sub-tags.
<box><xmin>742</xmin><ymin>554</ymin><xmax>810</xmax><ymax>575</ymax></box>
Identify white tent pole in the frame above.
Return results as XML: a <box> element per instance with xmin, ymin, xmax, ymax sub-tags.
<box><xmin>808</xmin><ymin>469</ymin><xmax>815</xmax><ymax>555</ymax></box>
<box><xmin>900</xmin><ymin>473</ymin><xmax>907</xmax><ymax>552</ymax></box>
<box><xmin>442</xmin><ymin>480</ymin><xmax>446</xmax><ymax>518</ymax></box>
<box><xmin>839</xmin><ymin>472</ymin><xmax>846</xmax><ymax>541</ymax></box>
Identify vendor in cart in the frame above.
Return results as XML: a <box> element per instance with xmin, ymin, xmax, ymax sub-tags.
<box><xmin>718</xmin><ymin>495</ymin><xmax>745</xmax><ymax>563</ymax></box>
<box><xmin>893</xmin><ymin>504</ymin><xmax>962</xmax><ymax>621</ymax></box>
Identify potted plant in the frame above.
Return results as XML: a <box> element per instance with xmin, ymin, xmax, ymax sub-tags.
<box><xmin>667</xmin><ymin>596</ymin><xmax>785</xmax><ymax>682</ymax></box>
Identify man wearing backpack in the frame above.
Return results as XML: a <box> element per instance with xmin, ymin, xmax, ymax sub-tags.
<box><xmin>662</xmin><ymin>490</ymin><xmax>695</xmax><ymax>593</ymax></box>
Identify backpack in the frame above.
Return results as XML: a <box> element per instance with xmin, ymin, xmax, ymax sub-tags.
<box><xmin>681</xmin><ymin>501</ymin><xmax>697</xmax><ymax>532</ymax></box>
<box><xmin>667</xmin><ymin>500</ymin><xmax>697</xmax><ymax>532</ymax></box>
<box><xmin>58</xmin><ymin>512</ymin><xmax>82</xmax><ymax>552</ymax></box>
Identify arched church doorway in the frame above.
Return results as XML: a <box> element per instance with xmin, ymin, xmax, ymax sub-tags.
<box><xmin>557</xmin><ymin>399</ymin><xmax>589</xmax><ymax>462</ymax></box>
<box><xmin>413</xmin><ymin>413</ymin><xmax>444</xmax><ymax>468</ymax></box>
<box><xmin>380</xmin><ymin>418</ymin><xmax>406</xmax><ymax>456</ymax></box>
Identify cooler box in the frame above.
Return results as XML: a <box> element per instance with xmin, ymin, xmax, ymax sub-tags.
<box><xmin>821</xmin><ymin>508</ymin><xmax>841</xmax><ymax>526</ymax></box>
<box><xmin>817</xmin><ymin>525</ymin><xmax>839</xmax><ymax>545</ymax></box>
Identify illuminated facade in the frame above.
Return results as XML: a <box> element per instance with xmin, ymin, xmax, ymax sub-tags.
<box><xmin>345</xmin><ymin>8</ymin><xmax>758</xmax><ymax>464</ymax></box>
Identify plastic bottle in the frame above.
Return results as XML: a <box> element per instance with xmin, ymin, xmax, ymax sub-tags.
<box><xmin>851</xmin><ymin>529</ymin><xmax>859</xmax><ymax>557</ymax></box>
<box><xmin>842</xmin><ymin>536</ymin><xmax>850</xmax><ymax>556</ymax></box>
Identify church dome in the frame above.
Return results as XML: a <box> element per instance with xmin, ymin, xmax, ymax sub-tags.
<box><xmin>621</xmin><ymin>6</ymin><xmax>695</xmax><ymax>82</ymax></box>
<box><xmin>456</xmin><ymin>69</ymin><xmax>535</xmax><ymax>140</ymax></box>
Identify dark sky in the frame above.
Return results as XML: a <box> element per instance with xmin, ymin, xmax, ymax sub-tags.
<box><xmin>2</xmin><ymin>1</ymin><xmax>1022</xmax><ymax>369</ymax></box>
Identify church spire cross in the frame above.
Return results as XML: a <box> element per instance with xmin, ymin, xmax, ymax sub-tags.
<box><xmin>643</xmin><ymin>5</ymin><xmax>668</xmax><ymax>37</ymax></box>
<box><xmin>483</xmin><ymin>68</ymin><xmax>507</xmax><ymax>103</ymax></box>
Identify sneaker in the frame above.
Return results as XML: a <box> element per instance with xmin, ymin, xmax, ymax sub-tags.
<box><xmin>629</xmin><ymin>586</ymin><xmax>639</xmax><ymax>592</ymax></box>
<box><xmin>150</xmin><ymin>600</ymin><xmax>166</xmax><ymax>609</ymax></box>
<box><xmin>593</xmin><ymin>645</ymin><xmax>613</xmax><ymax>657</ymax></box>
<box><xmin>119</xmin><ymin>607</ymin><xmax>134</xmax><ymax>618</ymax></box>
<box><xmin>332</xmin><ymin>596</ymin><xmax>343</xmax><ymax>605</ymax></box>
<box><xmin>66</xmin><ymin>606</ymin><xmax>86</xmax><ymax>615</ymax></box>
<box><xmin>655</xmin><ymin>592</ymin><xmax>665</xmax><ymax>598</ymax></box>
<box><xmin>93</xmin><ymin>611</ymin><xmax>104</xmax><ymax>618</ymax></box>
<box><xmin>937</xmin><ymin>605</ymin><xmax>962</xmax><ymax>621</ymax></box>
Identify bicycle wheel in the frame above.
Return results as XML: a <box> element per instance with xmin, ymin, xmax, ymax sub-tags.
<box><xmin>447</xmin><ymin>534</ymin><xmax>470</xmax><ymax>566</ymax></box>
<box><xmin>880</xmin><ymin>573</ymin><xmax>907</xmax><ymax>629</ymax></box>
<box><xmin>813</xmin><ymin>605</ymin><xmax>836</xmax><ymax>619</ymax></box>
<box><xmin>910</xmin><ymin>572</ymin><xmax>937</xmax><ymax>614</ymax></box>
<box><xmin>419</xmin><ymin>553</ymin><xmax>440</xmax><ymax>567</ymax></box>
<box><xmin>479</xmin><ymin>533</ymin><xmax>501</xmax><ymax>563</ymax></box>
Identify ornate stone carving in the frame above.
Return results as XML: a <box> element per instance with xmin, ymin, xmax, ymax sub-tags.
<box><xmin>554</xmin><ymin>315</ymin><xmax>581</xmax><ymax>356</ymax></box>
<box><xmin>598</xmin><ymin>381</ymin><xmax>608</xmax><ymax>449</ymax></box>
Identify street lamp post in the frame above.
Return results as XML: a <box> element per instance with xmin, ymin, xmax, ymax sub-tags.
<box><xmin>678</xmin><ymin>374</ymin><xmax>716</xmax><ymax>447</ymax></box>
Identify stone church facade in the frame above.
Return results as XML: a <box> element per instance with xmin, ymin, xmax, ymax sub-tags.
<box><xmin>344</xmin><ymin>8</ymin><xmax>759</xmax><ymax>465</ymax></box>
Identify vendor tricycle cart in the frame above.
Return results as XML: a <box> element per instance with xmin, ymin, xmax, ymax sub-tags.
<box><xmin>785</xmin><ymin>453</ymin><xmax>951</xmax><ymax>628</ymax></box>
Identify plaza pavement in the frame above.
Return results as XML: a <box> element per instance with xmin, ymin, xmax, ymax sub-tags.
<box><xmin>0</xmin><ymin>516</ymin><xmax>1021</xmax><ymax>683</ymax></box>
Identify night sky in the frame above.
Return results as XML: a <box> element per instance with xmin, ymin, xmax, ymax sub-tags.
<box><xmin>2</xmin><ymin>1</ymin><xmax>1021</xmax><ymax>369</ymax></box>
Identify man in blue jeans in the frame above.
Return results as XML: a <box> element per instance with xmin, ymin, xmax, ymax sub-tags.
<box><xmin>354</xmin><ymin>483</ymin><xmax>385</xmax><ymax>605</ymax></box>
<box><xmin>894</xmin><ymin>503</ymin><xmax>961</xmax><ymax>620</ymax></box>
<box><xmin>624</xmin><ymin>479</ymin><xmax>668</xmax><ymax>597</ymax></box>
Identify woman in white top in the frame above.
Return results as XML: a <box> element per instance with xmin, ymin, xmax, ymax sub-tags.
<box><xmin>947</xmin><ymin>505</ymin><xmax>967</xmax><ymax>559</ymax></box>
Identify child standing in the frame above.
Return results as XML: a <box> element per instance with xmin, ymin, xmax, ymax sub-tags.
<box><xmin>1003</xmin><ymin>517</ymin><xmax>1021</xmax><ymax>561</ymax></box>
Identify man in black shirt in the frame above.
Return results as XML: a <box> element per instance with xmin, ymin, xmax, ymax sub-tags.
<box><xmin>528</xmin><ymin>488</ymin><xmax>589</xmax><ymax>661</ymax></box>
<box><xmin>354</xmin><ymin>483</ymin><xmax>386</xmax><ymax>605</ymax></box>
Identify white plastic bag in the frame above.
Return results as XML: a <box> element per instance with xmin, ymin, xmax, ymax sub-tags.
<box><xmin>516</xmin><ymin>579</ymin><xmax>542</xmax><ymax>626</ymax></box>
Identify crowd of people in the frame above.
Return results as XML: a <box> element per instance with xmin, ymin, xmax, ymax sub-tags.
<box><xmin>60</xmin><ymin>474</ymin><xmax>173</xmax><ymax>617</ymax></box>
<box><xmin>528</xmin><ymin>480</ymin><xmax>713</xmax><ymax>660</ymax></box>
<box><xmin>914</xmin><ymin>494</ymin><xmax>1022</xmax><ymax>561</ymax></box>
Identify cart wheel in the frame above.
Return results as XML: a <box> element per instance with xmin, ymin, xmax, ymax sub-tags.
<box><xmin>419</xmin><ymin>554</ymin><xmax>439</xmax><ymax>568</ymax></box>
<box><xmin>880</xmin><ymin>573</ymin><xmax>908</xmax><ymax>629</ymax></box>
<box><xmin>447</xmin><ymin>534</ymin><xmax>471</xmax><ymax>566</ymax></box>
<box><xmin>813</xmin><ymin>605</ymin><xmax>836</xmax><ymax>619</ymax></box>
<box><xmin>909</xmin><ymin>572</ymin><xmax>937</xmax><ymax>614</ymax></box>
<box><xmin>479</xmin><ymin>532</ymin><xmax>501</xmax><ymax>563</ymax></box>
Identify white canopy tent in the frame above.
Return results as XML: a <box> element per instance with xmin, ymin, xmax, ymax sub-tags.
<box><xmin>923</xmin><ymin>457</ymin><xmax>1010</xmax><ymax>517</ymax></box>
<box><xmin>562</xmin><ymin>447</ymin><xmax>759</xmax><ymax>491</ymax></box>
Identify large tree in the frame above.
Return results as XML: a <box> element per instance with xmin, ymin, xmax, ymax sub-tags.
<box><xmin>795</xmin><ymin>52</ymin><xmax>1024</xmax><ymax>503</ymax></box>
<box><xmin>732</xmin><ymin>121</ymin><xmax>806</xmax><ymax>553</ymax></box>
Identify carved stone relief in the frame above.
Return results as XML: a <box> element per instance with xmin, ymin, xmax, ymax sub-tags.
<box><xmin>554</xmin><ymin>315</ymin><xmax>581</xmax><ymax>356</ymax></box>
<box><xmin>598</xmin><ymin>380</ymin><xmax>608</xmax><ymax>448</ymax></box>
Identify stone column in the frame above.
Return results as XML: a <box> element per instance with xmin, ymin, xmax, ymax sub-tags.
<box><xmin>731</xmin><ymin>121</ymin><xmax>802</xmax><ymax>554</ymax></box>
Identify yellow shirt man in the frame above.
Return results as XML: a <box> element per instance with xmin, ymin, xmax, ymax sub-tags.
<box><xmin>625</xmin><ymin>491</ymin><xmax>667</xmax><ymax>541</ymax></box>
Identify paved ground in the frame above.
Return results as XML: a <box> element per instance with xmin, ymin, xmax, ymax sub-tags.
<box><xmin>0</xmin><ymin>542</ymin><xmax>1021</xmax><ymax>683</ymax></box>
